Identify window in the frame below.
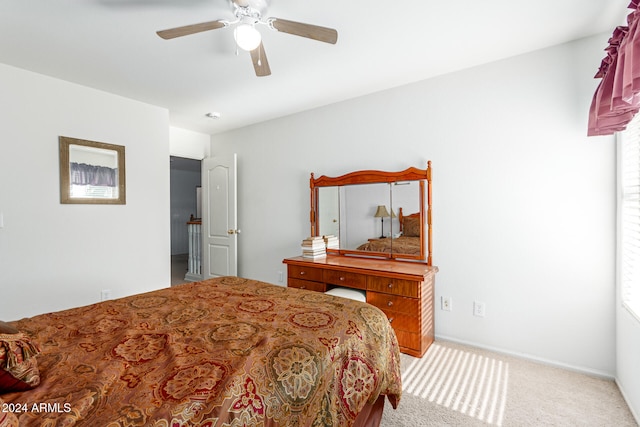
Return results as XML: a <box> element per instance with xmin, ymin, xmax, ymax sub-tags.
<box><xmin>619</xmin><ymin>113</ymin><xmax>640</xmax><ymax>322</ymax></box>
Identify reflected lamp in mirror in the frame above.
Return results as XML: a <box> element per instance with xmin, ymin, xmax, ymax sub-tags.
<box><xmin>59</xmin><ymin>136</ymin><xmax>126</xmax><ymax>205</ymax></box>
<box><xmin>373</xmin><ymin>205</ymin><xmax>396</xmax><ymax>238</ymax></box>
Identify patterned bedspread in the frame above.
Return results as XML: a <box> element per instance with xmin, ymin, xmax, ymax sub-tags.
<box><xmin>356</xmin><ymin>236</ymin><xmax>421</xmax><ymax>255</ymax></box>
<box><xmin>1</xmin><ymin>277</ymin><xmax>401</xmax><ymax>426</ymax></box>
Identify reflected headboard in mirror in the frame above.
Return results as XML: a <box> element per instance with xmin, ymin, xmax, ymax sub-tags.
<box><xmin>310</xmin><ymin>161</ymin><xmax>432</xmax><ymax>265</ymax></box>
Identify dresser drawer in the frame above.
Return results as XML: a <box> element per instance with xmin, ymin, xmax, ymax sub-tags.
<box><xmin>323</xmin><ymin>270</ymin><xmax>367</xmax><ymax>290</ymax></box>
<box><xmin>367</xmin><ymin>277</ymin><xmax>419</xmax><ymax>298</ymax></box>
<box><xmin>288</xmin><ymin>278</ymin><xmax>326</xmax><ymax>292</ymax></box>
<box><xmin>288</xmin><ymin>265</ymin><xmax>324</xmax><ymax>282</ymax></box>
<box><xmin>283</xmin><ymin>255</ymin><xmax>437</xmax><ymax>357</ymax></box>
<box><xmin>367</xmin><ymin>292</ymin><xmax>419</xmax><ymax>315</ymax></box>
<box><xmin>394</xmin><ymin>330</ymin><xmax>422</xmax><ymax>352</ymax></box>
<box><xmin>379</xmin><ymin>309</ymin><xmax>420</xmax><ymax>333</ymax></box>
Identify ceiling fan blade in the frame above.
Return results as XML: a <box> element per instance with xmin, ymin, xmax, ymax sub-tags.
<box><xmin>156</xmin><ymin>20</ymin><xmax>227</xmax><ymax>40</ymax></box>
<box><xmin>270</xmin><ymin>18</ymin><xmax>338</xmax><ymax>44</ymax></box>
<box><xmin>250</xmin><ymin>42</ymin><xmax>271</xmax><ymax>77</ymax></box>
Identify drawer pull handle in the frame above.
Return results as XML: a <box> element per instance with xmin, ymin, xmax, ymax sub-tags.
<box><xmin>387</xmin><ymin>301</ymin><xmax>393</xmax><ymax>307</ymax></box>
<box><xmin>388</xmin><ymin>317</ymin><xmax>394</xmax><ymax>323</ymax></box>
<box><xmin>387</xmin><ymin>283</ymin><xmax>393</xmax><ymax>288</ymax></box>
<box><xmin>339</xmin><ymin>276</ymin><xmax>345</xmax><ymax>281</ymax></box>
<box><xmin>300</xmin><ymin>271</ymin><xmax>306</xmax><ymax>275</ymax></box>
<box><xmin>300</xmin><ymin>286</ymin><xmax>306</xmax><ymax>289</ymax></box>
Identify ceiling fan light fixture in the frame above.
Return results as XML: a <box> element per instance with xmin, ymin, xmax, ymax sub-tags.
<box><xmin>234</xmin><ymin>24</ymin><xmax>261</xmax><ymax>51</ymax></box>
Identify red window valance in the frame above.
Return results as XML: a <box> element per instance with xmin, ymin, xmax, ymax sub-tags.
<box><xmin>588</xmin><ymin>1</ymin><xmax>640</xmax><ymax>136</ymax></box>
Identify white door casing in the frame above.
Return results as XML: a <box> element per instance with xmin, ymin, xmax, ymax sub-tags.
<box><xmin>202</xmin><ymin>154</ymin><xmax>238</xmax><ymax>278</ymax></box>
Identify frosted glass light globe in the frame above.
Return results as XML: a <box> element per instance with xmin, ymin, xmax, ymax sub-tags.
<box><xmin>234</xmin><ymin>24</ymin><xmax>261</xmax><ymax>51</ymax></box>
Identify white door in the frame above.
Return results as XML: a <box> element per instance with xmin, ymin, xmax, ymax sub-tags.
<box><xmin>202</xmin><ymin>154</ymin><xmax>238</xmax><ymax>278</ymax></box>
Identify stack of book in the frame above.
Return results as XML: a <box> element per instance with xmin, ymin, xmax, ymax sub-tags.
<box><xmin>323</xmin><ymin>235</ymin><xmax>339</xmax><ymax>250</ymax></box>
<box><xmin>301</xmin><ymin>236</ymin><xmax>326</xmax><ymax>259</ymax></box>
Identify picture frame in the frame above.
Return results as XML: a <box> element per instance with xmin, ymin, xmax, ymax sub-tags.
<box><xmin>59</xmin><ymin>136</ymin><xmax>126</xmax><ymax>204</ymax></box>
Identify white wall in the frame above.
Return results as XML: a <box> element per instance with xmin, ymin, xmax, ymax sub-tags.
<box><xmin>170</xmin><ymin>126</ymin><xmax>210</xmax><ymax>160</ymax></box>
<box><xmin>0</xmin><ymin>63</ymin><xmax>171</xmax><ymax>321</ymax></box>
<box><xmin>211</xmin><ymin>34</ymin><xmax>617</xmax><ymax>376</ymax></box>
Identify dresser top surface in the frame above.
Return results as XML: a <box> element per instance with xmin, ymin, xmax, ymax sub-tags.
<box><xmin>283</xmin><ymin>255</ymin><xmax>438</xmax><ymax>278</ymax></box>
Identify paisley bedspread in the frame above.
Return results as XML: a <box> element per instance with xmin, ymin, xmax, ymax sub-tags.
<box><xmin>356</xmin><ymin>236</ymin><xmax>421</xmax><ymax>255</ymax></box>
<box><xmin>0</xmin><ymin>277</ymin><xmax>401</xmax><ymax>426</ymax></box>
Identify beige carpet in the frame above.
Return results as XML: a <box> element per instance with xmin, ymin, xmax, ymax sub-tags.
<box><xmin>171</xmin><ymin>253</ymin><xmax>189</xmax><ymax>286</ymax></box>
<box><xmin>381</xmin><ymin>340</ymin><xmax>638</xmax><ymax>426</ymax></box>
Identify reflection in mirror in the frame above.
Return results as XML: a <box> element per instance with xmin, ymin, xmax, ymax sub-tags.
<box><xmin>389</xmin><ymin>181</ymin><xmax>422</xmax><ymax>256</ymax></box>
<box><xmin>315</xmin><ymin>181</ymin><xmax>425</xmax><ymax>256</ymax></box>
<box><xmin>341</xmin><ymin>183</ymin><xmax>390</xmax><ymax>250</ymax></box>
<box><xmin>311</xmin><ymin>163</ymin><xmax>432</xmax><ymax>263</ymax></box>
<box><xmin>59</xmin><ymin>136</ymin><xmax>126</xmax><ymax>204</ymax></box>
<box><xmin>317</xmin><ymin>186</ymin><xmax>340</xmax><ymax>238</ymax></box>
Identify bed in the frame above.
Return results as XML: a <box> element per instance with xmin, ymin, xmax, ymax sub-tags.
<box><xmin>0</xmin><ymin>276</ymin><xmax>401</xmax><ymax>426</ymax></box>
<box><xmin>356</xmin><ymin>209</ymin><xmax>422</xmax><ymax>255</ymax></box>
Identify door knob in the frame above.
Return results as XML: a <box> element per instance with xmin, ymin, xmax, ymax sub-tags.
<box><xmin>227</xmin><ymin>229</ymin><xmax>239</xmax><ymax>235</ymax></box>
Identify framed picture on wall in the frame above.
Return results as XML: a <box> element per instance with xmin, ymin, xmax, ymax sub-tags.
<box><xmin>59</xmin><ymin>136</ymin><xmax>126</xmax><ymax>204</ymax></box>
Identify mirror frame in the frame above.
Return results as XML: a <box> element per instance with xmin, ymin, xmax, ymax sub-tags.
<box><xmin>59</xmin><ymin>136</ymin><xmax>126</xmax><ymax>205</ymax></box>
<box><xmin>310</xmin><ymin>161</ymin><xmax>432</xmax><ymax>265</ymax></box>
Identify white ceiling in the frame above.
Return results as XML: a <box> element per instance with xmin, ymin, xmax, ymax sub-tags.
<box><xmin>0</xmin><ymin>0</ymin><xmax>629</xmax><ymax>135</ymax></box>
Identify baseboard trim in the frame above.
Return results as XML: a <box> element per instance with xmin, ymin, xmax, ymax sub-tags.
<box><xmin>435</xmin><ymin>334</ymin><xmax>615</xmax><ymax>380</ymax></box>
<box><xmin>615</xmin><ymin>378</ymin><xmax>640</xmax><ymax>426</ymax></box>
<box><xmin>184</xmin><ymin>273</ymin><xmax>203</xmax><ymax>282</ymax></box>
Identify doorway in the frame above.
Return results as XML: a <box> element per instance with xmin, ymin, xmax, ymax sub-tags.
<box><xmin>170</xmin><ymin>156</ymin><xmax>202</xmax><ymax>285</ymax></box>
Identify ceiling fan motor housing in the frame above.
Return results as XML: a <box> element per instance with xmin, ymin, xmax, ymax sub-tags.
<box><xmin>231</xmin><ymin>0</ymin><xmax>270</xmax><ymax>16</ymax></box>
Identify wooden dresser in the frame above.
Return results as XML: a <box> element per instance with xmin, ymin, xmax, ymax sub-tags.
<box><xmin>283</xmin><ymin>255</ymin><xmax>438</xmax><ymax>357</ymax></box>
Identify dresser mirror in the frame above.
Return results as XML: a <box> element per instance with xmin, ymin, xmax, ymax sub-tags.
<box><xmin>310</xmin><ymin>162</ymin><xmax>432</xmax><ymax>264</ymax></box>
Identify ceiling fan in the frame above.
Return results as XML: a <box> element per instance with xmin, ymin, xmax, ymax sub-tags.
<box><xmin>156</xmin><ymin>0</ymin><xmax>338</xmax><ymax>77</ymax></box>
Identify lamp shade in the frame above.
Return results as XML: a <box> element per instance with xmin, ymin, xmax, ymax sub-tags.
<box><xmin>374</xmin><ymin>205</ymin><xmax>390</xmax><ymax>218</ymax></box>
<box><xmin>234</xmin><ymin>24</ymin><xmax>262</xmax><ymax>51</ymax></box>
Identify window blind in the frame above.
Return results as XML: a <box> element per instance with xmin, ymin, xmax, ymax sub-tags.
<box><xmin>620</xmin><ymin>113</ymin><xmax>640</xmax><ymax>322</ymax></box>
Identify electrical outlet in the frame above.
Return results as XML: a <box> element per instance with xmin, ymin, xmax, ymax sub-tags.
<box><xmin>101</xmin><ymin>289</ymin><xmax>111</xmax><ymax>302</ymax></box>
<box><xmin>473</xmin><ymin>301</ymin><xmax>486</xmax><ymax>317</ymax></box>
<box><xmin>277</xmin><ymin>271</ymin><xmax>283</xmax><ymax>283</ymax></box>
<box><xmin>441</xmin><ymin>296</ymin><xmax>452</xmax><ymax>311</ymax></box>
